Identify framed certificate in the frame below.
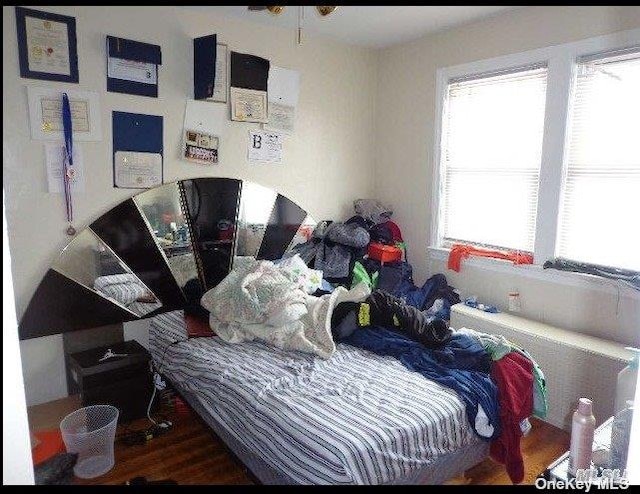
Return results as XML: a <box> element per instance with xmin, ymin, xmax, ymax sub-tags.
<box><xmin>15</xmin><ymin>7</ymin><xmax>79</xmax><ymax>83</ymax></box>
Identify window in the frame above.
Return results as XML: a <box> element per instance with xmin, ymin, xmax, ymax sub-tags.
<box><xmin>433</xmin><ymin>32</ymin><xmax>640</xmax><ymax>274</ymax></box>
<box><xmin>439</xmin><ymin>66</ymin><xmax>548</xmax><ymax>252</ymax></box>
<box><xmin>558</xmin><ymin>50</ymin><xmax>640</xmax><ymax>271</ymax></box>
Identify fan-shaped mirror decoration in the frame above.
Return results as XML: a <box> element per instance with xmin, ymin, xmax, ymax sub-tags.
<box><xmin>18</xmin><ymin>178</ymin><xmax>316</xmax><ymax>340</ymax></box>
<box><xmin>52</xmin><ymin>228</ymin><xmax>162</xmax><ymax>317</ymax></box>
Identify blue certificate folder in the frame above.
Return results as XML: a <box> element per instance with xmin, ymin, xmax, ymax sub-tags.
<box><xmin>106</xmin><ymin>36</ymin><xmax>162</xmax><ymax>97</ymax></box>
<box><xmin>194</xmin><ymin>34</ymin><xmax>217</xmax><ymax>100</ymax></box>
<box><xmin>112</xmin><ymin>111</ymin><xmax>163</xmax><ymax>187</ymax></box>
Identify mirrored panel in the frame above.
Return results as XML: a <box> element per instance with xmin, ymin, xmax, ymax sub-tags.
<box><xmin>181</xmin><ymin>178</ymin><xmax>241</xmax><ymax>293</ymax></box>
<box><xmin>52</xmin><ymin>228</ymin><xmax>162</xmax><ymax>317</ymax></box>
<box><xmin>285</xmin><ymin>214</ymin><xmax>317</xmax><ymax>255</ymax></box>
<box><xmin>133</xmin><ymin>182</ymin><xmax>201</xmax><ymax>293</ymax></box>
<box><xmin>234</xmin><ymin>181</ymin><xmax>278</xmax><ymax>263</ymax></box>
<box><xmin>256</xmin><ymin>193</ymin><xmax>308</xmax><ymax>261</ymax></box>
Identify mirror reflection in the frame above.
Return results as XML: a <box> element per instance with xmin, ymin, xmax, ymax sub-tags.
<box><xmin>133</xmin><ymin>182</ymin><xmax>201</xmax><ymax>291</ymax></box>
<box><xmin>285</xmin><ymin>214</ymin><xmax>317</xmax><ymax>254</ymax></box>
<box><xmin>234</xmin><ymin>181</ymin><xmax>278</xmax><ymax>261</ymax></box>
<box><xmin>52</xmin><ymin>228</ymin><xmax>162</xmax><ymax>316</ymax></box>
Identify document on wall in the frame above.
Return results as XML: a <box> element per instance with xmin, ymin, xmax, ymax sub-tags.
<box><xmin>107</xmin><ymin>57</ymin><xmax>157</xmax><ymax>84</ymax></box>
<box><xmin>27</xmin><ymin>86</ymin><xmax>102</xmax><ymax>141</ymax></box>
<box><xmin>265</xmin><ymin>66</ymin><xmax>300</xmax><ymax>134</ymax></box>
<box><xmin>247</xmin><ymin>130</ymin><xmax>283</xmax><ymax>165</ymax></box>
<box><xmin>25</xmin><ymin>16</ymin><xmax>71</xmax><ymax>75</ymax></box>
<box><xmin>114</xmin><ymin>151</ymin><xmax>162</xmax><ymax>189</ymax></box>
<box><xmin>210</xmin><ymin>43</ymin><xmax>228</xmax><ymax>103</ymax></box>
<box><xmin>45</xmin><ymin>142</ymin><xmax>85</xmax><ymax>193</ymax></box>
<box><xmin>182</xmin><ymin>99</ymin><xmax>226</xmax><ymax>165</ymax></box>
<box><xmin>230</xmin><ymin>87</ymin><xmax>268</xmax><ymax>123</ymax></box>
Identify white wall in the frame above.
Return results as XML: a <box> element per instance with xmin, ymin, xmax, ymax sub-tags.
<box><xmin>3</xmin><ymin>192</ymin><xmax>35</xmax><ymax>485</ymax></box>
<box><xmin>3</xmin><ymin>5</ymin><xmax>377</xmax><ymax>405</ymax></box>
<box><xmin>374</xmin><ymin>5</ymin><xmax>640</xmax><ymax>345</ymax></box>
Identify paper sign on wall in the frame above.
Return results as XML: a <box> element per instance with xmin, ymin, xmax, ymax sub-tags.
<box><xmin>265</xmin><ymin>66</ymin><xmax>300</xmax><ymax>134</ymax></box>
<box><xmin>45</xmin><ymin>142</ymin><xmax>85</xmax><ymax>193</ymax></box>
<box><xmin>182</xmin><ymin>99</ymin><xmax>227</xmax><ymax>165</ymax></box>
<box><xmin>247</xmin><ymin>130</ymin><xmax>282</xmax><ymax>164</ymax></box>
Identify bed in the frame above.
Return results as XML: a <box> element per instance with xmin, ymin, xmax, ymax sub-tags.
<box><xmin>148</xmin><ymin>310</ymin><xmax>489</xmax><ymax>485</ymax></box>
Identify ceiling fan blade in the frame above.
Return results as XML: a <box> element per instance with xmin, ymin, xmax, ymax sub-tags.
<box><xmin>247</xmin><ymin>6</ymin><xmax>285</xmax><ymax>15</ymax></box>
<box><xmin>247</xmin><ymin>6</ymin><xmax>268</xmax><ymax>11</ymax></box>
<box><xmin>316</xmin><ymin>6</ymin><xmax>338</xmax><ymax>17</ymax></box>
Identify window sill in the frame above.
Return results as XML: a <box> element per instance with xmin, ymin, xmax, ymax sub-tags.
<box><xmin>427</xmin><ymin>246</ymin><xmax>640</xmax><ymax>301</ymax></box>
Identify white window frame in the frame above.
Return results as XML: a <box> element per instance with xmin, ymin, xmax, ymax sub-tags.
<box><xmin>429</xmin><ymin>28</ymin><xmax>640</xmax><ymax>295</ymax></box>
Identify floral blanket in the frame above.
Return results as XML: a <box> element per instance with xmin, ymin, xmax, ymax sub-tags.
<box><xmin>201</xmin><ymin>257</ymin><xmax>370</xmax><ymax>359</ymax></box>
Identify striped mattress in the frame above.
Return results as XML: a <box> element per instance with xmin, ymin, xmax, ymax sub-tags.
<box><xmin>149</xmin><ymin>310</ymin><xmax>481</xmax><ymax>485</ymax></box>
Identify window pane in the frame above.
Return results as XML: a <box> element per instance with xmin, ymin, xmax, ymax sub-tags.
<box><xmin>440</xmin><ymin>66</ymin><xmax>548</xmax><ymax>252</ymax></box>
<box><xmin>558</xmin><ymin>50</ymin><xmax>640</xmax><ymax>270</ymax></box>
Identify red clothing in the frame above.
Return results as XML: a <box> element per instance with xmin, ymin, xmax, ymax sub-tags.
<box><xmin>447</xmin><ymin>243</ymin><xmax>533</xmax><ymax>272</ymax></box>
<box><xmin>490</xmin><ymin>351</ymin><xmax>534</xmax><ymax>484</ymax></box>
<box><xmin>383</xmin><ymin>221</ymin><xmax>403</xmax><ymax>242</ymax></box>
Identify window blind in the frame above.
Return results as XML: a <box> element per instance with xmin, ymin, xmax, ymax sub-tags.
<box><xmin>558</xmin><ymin>49</ymin><xmax>640</xmax><ymax>271</ymax></box>
<box><xmin>440</xmin><ymin>66</ymin><xmax>548</xmax><ymax>252</ymax></box>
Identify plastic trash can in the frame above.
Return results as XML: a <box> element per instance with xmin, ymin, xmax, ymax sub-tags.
<box><xmin>60</xmin><ymin>405</ymin><xmax>119</xmax><ymax>479</ymax></box>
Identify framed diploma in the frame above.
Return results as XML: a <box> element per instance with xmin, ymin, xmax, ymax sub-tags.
<box><xmin>15</xmin><ymin>7</ymin><xmax>79</xmax><ymax>83</ymax></box>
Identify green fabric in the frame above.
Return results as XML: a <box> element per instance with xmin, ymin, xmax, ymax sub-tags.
<box><xmin>351</xmin><ymin>261</ymin><xmax>378</xmax><ymax>290</ymax></box>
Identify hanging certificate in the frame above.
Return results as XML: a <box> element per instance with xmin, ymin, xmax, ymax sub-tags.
<box><xmin>114</xmin><ymin>151</ymin><xmax>162</xmax><ymax>189</ymax></box>
<box><xmin>15</xmin><ymin>7</ymin><xmax>79</xmax><ymax>83</ymax></box>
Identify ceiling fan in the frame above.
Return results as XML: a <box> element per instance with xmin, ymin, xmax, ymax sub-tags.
<box><xmin>248</xmin><ymin>6</ymin><xmax>339</xmax><ymax>43</ymax></box>
<box><xmin>248</xmin><ymin>6</ymin><xmax>338</xmax><ymax>17</ymax></box>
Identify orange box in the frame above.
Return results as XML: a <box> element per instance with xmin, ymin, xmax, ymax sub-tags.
<box><xmin>368</xmin><ymin>242</ymin><xmax>402</xmax><ymax>263</ymax></box>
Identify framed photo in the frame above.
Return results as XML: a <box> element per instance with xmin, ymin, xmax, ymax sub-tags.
<box><xmin>15</xmin><ymin>7</ymin><xmax>79</xmax><ymax>83</ymax></box>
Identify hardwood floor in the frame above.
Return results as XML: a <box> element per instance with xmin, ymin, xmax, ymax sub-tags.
<box><xmin>29</xmin><ymin>396</ymin><xmax>569</xmax><ymax>485</ymax></box>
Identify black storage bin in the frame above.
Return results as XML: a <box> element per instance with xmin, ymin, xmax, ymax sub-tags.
<box><xmin>68</xmin><ymin>340</ymin><xmax>154</xmax><ymax>423</ymax></box>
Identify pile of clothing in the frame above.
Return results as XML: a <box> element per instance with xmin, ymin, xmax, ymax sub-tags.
<box><xmin>458</xmin><ymin>327</ymin><xmax>547</xmax><ymax>484</ymax></box>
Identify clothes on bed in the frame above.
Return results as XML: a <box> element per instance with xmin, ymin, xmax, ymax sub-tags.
<box><xmin>331</xmin><ymin>290</ymin><xmax>452</xmax><ymax>349</ymax></box>
<box><xmin>344</xmin><ymin>328</ymin><xmax>500</xmax><ymax>441</ymax></box>
<box><xmin>201</xmin><ymin>257</ymin><xmax>370</xmax><ymax>359</ymax></box>
<box><xmin>489</xmin><ymin>351</ymin><xmax>534</xmax><ymax>484</ymax></box>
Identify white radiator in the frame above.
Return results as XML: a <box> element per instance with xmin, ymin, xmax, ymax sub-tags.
<box><xmin>450</xmin><ymin>304</ymin><xmax>632</xmax><ymax>431</ymax></box>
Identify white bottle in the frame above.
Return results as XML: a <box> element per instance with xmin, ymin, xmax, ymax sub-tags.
<box><xmin>568</xmin><ymin>398</ymin><xmax>596</xmax><ymax>476</ymax></box>
<box><xmin>614</xmin><ymin>348</ymin><xmax>639</xmax><ymax>415</ymax></box>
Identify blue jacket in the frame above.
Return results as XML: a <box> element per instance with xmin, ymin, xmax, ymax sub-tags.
<box><xmin>345</xmin><ymin>328</ymin><xmax>500</xmax><ymax>440</ymax></box>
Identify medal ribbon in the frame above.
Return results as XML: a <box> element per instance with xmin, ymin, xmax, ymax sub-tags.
<box><xmin>62</xmin><ymin>93</ymin><xmax>74</xmax><ymax>231</ymax></box>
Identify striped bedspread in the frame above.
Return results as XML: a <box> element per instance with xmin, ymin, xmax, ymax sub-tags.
<box><xmin>149</xmin><ymin>310</ymin><xmax>478</xmax><ymax>485</ymax></box>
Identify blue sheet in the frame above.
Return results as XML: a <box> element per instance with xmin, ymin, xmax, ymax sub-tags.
<box><xmin>345</xmin><ymin>328</ymin><xmax>500</xmax><ymax>440</ymax></box>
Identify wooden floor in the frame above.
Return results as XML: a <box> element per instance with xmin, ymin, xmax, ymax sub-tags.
<box><xmin>29</xmin><ymin>396</ymin><xmax>569</xmax><ymax>485</ymax></box>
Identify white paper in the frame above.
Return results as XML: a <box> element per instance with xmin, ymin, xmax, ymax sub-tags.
<box><xmin>267</xmin><ymin>66</ymin><xmax>300</xmax><ymax>107</ymax></box>
<box><xmin>183</xmin><ymin>99</ymin><xmax>227</xmax><ymax>137</ymax></box>
<box><xmin>25</xmin><ymin>16</ymin><xmax>71</xmax><ymax>75</ymax></box>
<box><xmin>45</xmin><ymin>142</ymin><xmax>85</xmax><ymax>194</ymax></box>
<box><xmin>265</xmin><ymin>66</ymin><xmax>300</xmax><ymax>133</ymax></box>
<box><xmin>27</xmin><ymin>86</ymin><xmax>102</xmax><ymax>141</ymax></box>
<box><xmin>230</xmin><ymin>87</ymin><xmax>268</xmax><ymax>123</ymax></box>
<box><xmin>247</xmin><ymin>130</ymin><xmax>283</xmax><ymax>164</ymax></box>
<box><xmin>114</xmin><ymin>151</ymin><xmax>162</xmax><ymax>189</ymax></box>
<box><xmin>209</xmin><ymin>43</ymin><xmax>228</xmax><ymax>103</ymax></box>
<box><xmin>107</xmin><ymin>57</ymin><xmax>157</xmax><ymax>84</ymax></box>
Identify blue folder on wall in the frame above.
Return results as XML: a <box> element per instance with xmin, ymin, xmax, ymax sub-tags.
<box><xmin>107</xmin><ymin>36</ymin><xmax>162</xmax><ymax>97</ymax></box>
<box><xmin>112</xmin><ymin>111</ymin><xmax>163</xmax><ymax>187</ymax></box>
<box><xmin>194</xmin><ymin>34</ymin><xmax>217</xmax><ymax>100</ymax></box>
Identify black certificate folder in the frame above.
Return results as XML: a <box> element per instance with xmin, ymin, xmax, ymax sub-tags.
<box><xmin>230</xmin><ymin>52</ymin><xmax>269</xmax><ymax>91</ymax></box>
<box><xmin>106</xmin><ymin>36</ymin><xmax>162</xmax><ymax>97</ymax></box>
